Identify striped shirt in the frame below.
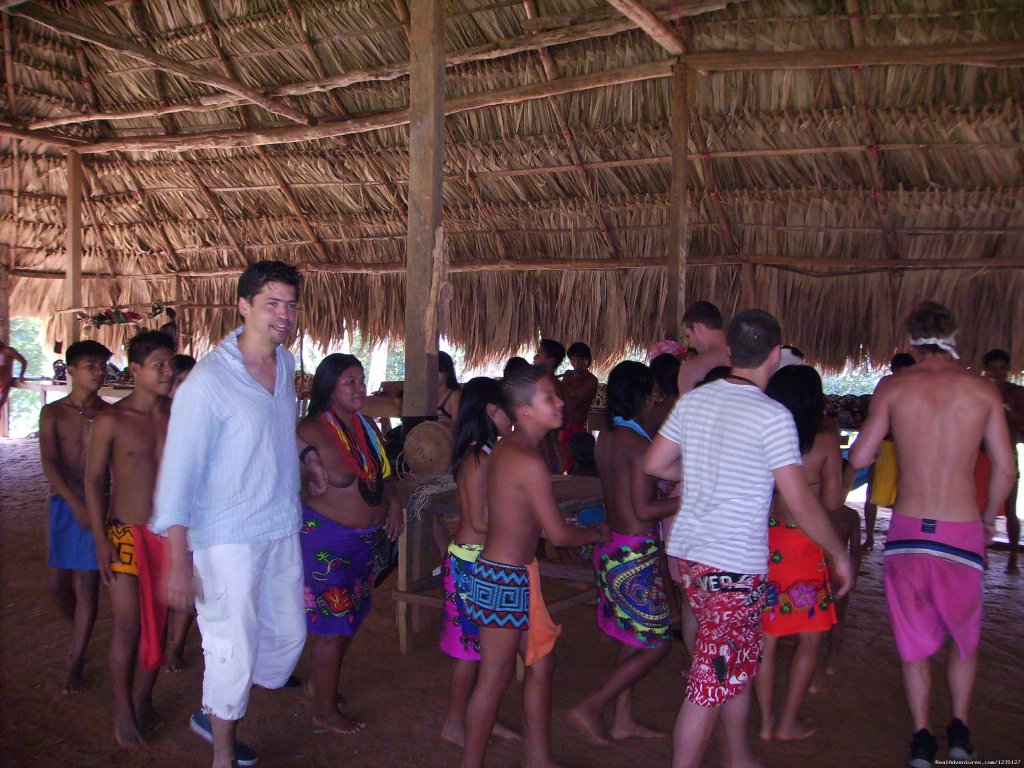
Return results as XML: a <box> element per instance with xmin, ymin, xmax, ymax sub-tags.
<box><xmin>659</xmin><ymin>378</ymin><xmax>801</xmax><ymax>574</ymax></box>
<box><xmin>151</xmin><ymin>327</ymin><xmax>301</xmax><ymax>551</ymax></box>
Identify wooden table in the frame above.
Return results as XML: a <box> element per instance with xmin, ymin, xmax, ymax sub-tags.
<box><xmin>13</xmin><ymin>378</ymin><xmax>134</xmax><ymax>404</ymax></box>
<box><xmin>393</xmin><ymin>474</ymin><xmax>604</xmax><ymax>653</ymax></box>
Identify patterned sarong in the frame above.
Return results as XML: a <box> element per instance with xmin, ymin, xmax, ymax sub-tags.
<box><xmin>593</xmin><ymin>529</ymin><xmax>670</xmax><ymax>649</ymax></box>
<box><xmin>466</xmin><ymin>556</ymin><xmax>562</xmax><ymax>665</ymax></box>
<box><xmin>107</xmin><ymin>519</ymin><xmax>137</xmax><ymax>576</ymax></box>
<box><xmin>300</xmin><ymin>506</ymin><xmax>378</xmax><ymax>636</ymax></box>
<box><xmin>762</xmin><ymin>519</ymin><xmax>836</xmax><ymax>638</ymax></box>
<box><xmin>680</xmin><ymin>559</ymin><xmax>767</xmax><ymax>707</ymax></box>
<box><xmin>440</xmin><ymin>542</ymin><xmax>484</xmax><ymax>660</ymax></box>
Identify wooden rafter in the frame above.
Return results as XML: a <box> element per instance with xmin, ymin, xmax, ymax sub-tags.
<box><xmin>13</xmin><ymin>254</ymin><xmax>1024</xmax><ymax>283</ymax></box>
<box><xmin>70</xmin><ymin>36</ymin><xmax>1024</xmax><ymax>155</ymax></box>
<box><xmin>7</xmin><ymin>2</ymin><xmax>310</xmax><ymax>125</ymax></box>
<box><xmin>605</xmin><ymin>0</ymin><xmax>686</xmax><ymax>55</ymax></box>
<box><xmin>3</xmin><ymin>13</ymin><xmax>20</xmax><ymax>271</ymax></box>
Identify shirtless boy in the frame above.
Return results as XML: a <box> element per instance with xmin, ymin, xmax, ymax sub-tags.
<box><xmin>534</xmin><ymin>339</ymin><xmax>567</xmax><ymax>473</ymax></box>
<box><xmin>675</xmin><ymin>301</ymin><xmax>731</xmax><ymax>396</ymax></box>
<box><xmin>558</xmin><ymin>342</ymin><xmax>599</xmax><ymax>472</ymax></box>
<box><xmin>982</xmin><ymin>348</ymin><xmax>1024</xmax><ymax>573</ymax></box>
<box><xmin>460</xmin><ymin>365</ymin><xmax>610</xmax><ymax>768</ymax></box>
<box><xmin>0</xmin><ymin>337</ymin><xmax>28</xmax><ymax>411</ymax></box>
<box><xmin>570</xmin><ymin>361</ymin><xmax>676</xmax><ymax>745</ymax></box>
<box><xmin>849</xmin><ymin>302</ymin><xmax>1015</xmax><ymax>767</ymax></box>
<box><xmin>39</xmin><ymin>339</ymin><xmax>112</xmax><ymax>693</ymax></box>
<box><xmin>86</xmin><ymin>330</ymin><xmax>174</xmax><ymax>748</ymax></box>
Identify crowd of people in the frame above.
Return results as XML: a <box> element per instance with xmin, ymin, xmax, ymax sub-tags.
<box><xmin>29</xmin><ymin>259</ymin><xmax>1023</xmax><ymax>768</ymax></box>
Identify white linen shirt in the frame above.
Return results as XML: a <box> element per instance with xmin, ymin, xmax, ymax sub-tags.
<box><xmin>658</xmin><ymin>378</ymin><xmax>802</xmax><ymax>574</ymax></box>
<box><xmin>151</xmin><ymin>327</ymin><xmax>301</xmax><ymax>551</ymax></box>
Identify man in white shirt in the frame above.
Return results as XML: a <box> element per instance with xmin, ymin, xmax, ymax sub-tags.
<box><xmin>645</xmin><ymin>309</ymin><xmax>853</xmax><ymax>768</ymax></box>
<box><xmin>154</xmin><ymin>261</ymin><xmax>307</xmax><ymax>768</ymax></box>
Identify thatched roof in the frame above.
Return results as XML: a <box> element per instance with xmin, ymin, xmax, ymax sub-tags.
<box><xmin>2</xmin><ymin>0</ymin><xmax>1022</xmax><ymax>370</ymax></box>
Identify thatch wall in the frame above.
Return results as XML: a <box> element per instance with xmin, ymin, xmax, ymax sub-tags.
<box><xmin>2</xmin><ymin>0</ymin><xmax>1022</xmax><ymax>371</ymax></box>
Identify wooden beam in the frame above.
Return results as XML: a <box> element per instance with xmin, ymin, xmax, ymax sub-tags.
<box><xmin>8</xmin><ymin>2</ymin><xmax>310</xmax><ymax>125</ymax></box>
<box><xmin>0</xmin><ymin>120</ymin><xmax>82</xmax><ymax>148</ymax></box>
<box><xmin>74</xmin><ymin>39</ymin><xmax>1023</xmax><ymax>155</ymax></box>
<box><xmin>78</xmin><ymin>59</ymin><xmax>673</xmax><ymax>154</ymax></box>
<box><xmin>13</xmin><ymin>254</ymin><xmax>1024</xmax><ymax>283</ymax></box>
<box><xmin>666</xmin><ymin>64</ymin><xmax>691</xmax><ymax>339</ymax></box>
<box><xmin>684</xmin><ymin>40</ymin><xmax>1024</xmax><ymax>72</ymax></box>
<box><xmin>605</xmin><ymin>0</ymin><xmax>686</xmax><ymax>56</ymax></box>
<box><xmin>403</xmin><ymin>0</ymin><xmax>444</xmax><ymax>419</ymax></box>
<box><xmin>64</xmin><ymin>150</ymin><xmax>82</xmax><ymax>345</ymax></box>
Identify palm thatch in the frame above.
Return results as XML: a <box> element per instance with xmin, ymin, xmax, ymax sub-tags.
<box><xmin>1</xmin><ymin>0</ymin><xmax>1022</xmax><ymax>371</ymax></box>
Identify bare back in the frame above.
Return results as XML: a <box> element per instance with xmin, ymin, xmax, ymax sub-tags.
<box><xmin>595</xmin><ymin>428</ymin><xmax>652</xmax><ymax>536</ymax></box>
<box><xmin>772</xmin><ymin>429</ymin><xmax>842</xmax><ymax>526</ymax></box>
<box><xmin>453</xmin><ymin>449</ymin><xmax>490</xmax><ymax>547</ymax></box>
<box><xmin>483</xmin><ymin>437</ymin><xmax>547</xmax><ymax>565</ymax></box>
<box><xmin>862</xmin><ymin>359</ymin><xmax>1008</xmax><ymax>521</ymax></box>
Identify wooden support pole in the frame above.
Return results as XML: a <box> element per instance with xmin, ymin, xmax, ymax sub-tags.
<box><xmin>64</xmin><ymin>150</ymin><xmax>82</xmax><ymax>347</ymax></box>
<box><xmin>0</xmin><ymin>262</ymin><xmax>9</xmax><ymax>438</ymax></box>
<box><xmin>666</xmin><ymin>64</ymin><xmax>691</xmax><ymax>340</ymax></box>
<box><xmin>402</xmin><ymin>0</ymin><xmax>444</xmax><ymax>421</ymax></box>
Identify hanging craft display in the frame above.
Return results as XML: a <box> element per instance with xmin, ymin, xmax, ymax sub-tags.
<box><xmin>77</xmin><ymin>301</ymin><xmax>169</xmax><ymax>330</ymax></box>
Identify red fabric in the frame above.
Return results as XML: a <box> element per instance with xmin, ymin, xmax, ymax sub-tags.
<box><xmin>132</xmin><ymin>526</ymin><xmax>169</xmax><ymax>671</ymax></box>
<box><xmin>557</xmin><ymin>421</ymin><xmax>586</xmax><ymax>474</ymax></box>
<box><xmin>679</xmin><ymin>559</ymin><xmax>766</xmax><ymax>707</ymax></box>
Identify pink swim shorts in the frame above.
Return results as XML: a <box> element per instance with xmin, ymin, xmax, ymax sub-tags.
<box><xmin>883</xmin><ymin>512</ymin><xmax>984</xmax><ymax>662</ymax></box>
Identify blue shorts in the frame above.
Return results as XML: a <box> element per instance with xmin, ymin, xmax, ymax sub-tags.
<box><xmin>48</xmin><ymin>495</ymin><xmax>98</xmax><ymax>570</ymax></box>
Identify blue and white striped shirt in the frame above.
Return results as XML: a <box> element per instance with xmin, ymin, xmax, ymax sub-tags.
<box><xmin>152</xmin><ymin>327</ymin><xmax>301</xmax><ymax>551</ymax></box>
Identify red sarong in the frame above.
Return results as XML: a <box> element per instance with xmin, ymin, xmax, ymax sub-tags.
<box><xmin>132</xmin><ymin>526</ymin><xmax>169</xmax><ymax>671</ymax></box>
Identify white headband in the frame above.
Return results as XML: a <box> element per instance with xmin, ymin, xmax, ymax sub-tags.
<box><xmin>909</xmin><ymin>336</ymin><xmax>959</xmax><ymax>359</ymax></box>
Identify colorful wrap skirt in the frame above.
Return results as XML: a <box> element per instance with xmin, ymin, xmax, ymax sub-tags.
<box><xmin>593</xmin><ymin>529</ymin><xmax>670</xmax><ymax>649</ymax></box>
<box><xmin>300</xmin><ymin>506</ymin><xmax>378</xmax><ymax>637</ymax></box>
<box><xmin>762</xmin><ymin>520</ymin><xmax>836</xmax><ymax>638</ymax></box>
<box><xmin>440</xmin><ymin>542</ymin><xmax>484</xmax><ymax>660</ymax></box>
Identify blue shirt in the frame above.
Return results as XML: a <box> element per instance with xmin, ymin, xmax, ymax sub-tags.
<box><xmin>152</xmin><ymin>327</ymin><xmax>301</xmax><ymax>550</ymax></box>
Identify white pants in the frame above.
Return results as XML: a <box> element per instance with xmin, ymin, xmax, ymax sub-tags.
<box><xmin>193</xmin><ymin>535</ymin><xmax>305</xmax><ymax>721</ymax></box>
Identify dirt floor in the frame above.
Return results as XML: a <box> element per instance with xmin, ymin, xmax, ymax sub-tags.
<box><xmin>2</xmin><ymin>436</ymin><xmax>1022</xmax><ymax>768</ymax></box>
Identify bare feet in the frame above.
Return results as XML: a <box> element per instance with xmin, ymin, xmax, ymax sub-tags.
<box><xmin>758</xmin><ymin>714</ymin><xmax>774</xmax><ymax>741</ymax></box>
<box><xmin>492</xmin><ymin>721</ymin><xmax>521</xmax><ymax>741</ymax></box>
<box><xmin>63</xmin><ymin>669</ymin><xmax>86</xmax><ymax>695</ymax></box>
<box><xmin>567</xmin><ymin>706</ymin><xmax>612</xmax><ymax>746</ymax></box>
<box><xmin>312</xmin><ymin>708</ymin><xmax>366</xmax><ymax>735</ymax></box>
<box><xmin>440</xmin><ymin>718</ymin><xmax>465</xmax><ymax>746</ymax></box>
<box><xmin>775</xmin><ymin>721</ymin><xmax>816</xmax><ymax>741</ymax></box>
<box><xmin>306</xmin><ymin>680</ymin><xmax>346</xmax><ymax>709</ymax></box>
<box><xmin>114</xmin><ymin>712</ymin><xmax>146</xmax><ymax>749</ymax></box>
<box><xmin>608</xmin><ymin>718</ymin><xmax>665</xmax><ymax>740</ymax></box>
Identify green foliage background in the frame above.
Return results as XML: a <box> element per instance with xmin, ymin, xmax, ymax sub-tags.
<box><xmin>6</xmin><ymin>317</ymin><xmax>47</xmax><ymax>437</ymax></box>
